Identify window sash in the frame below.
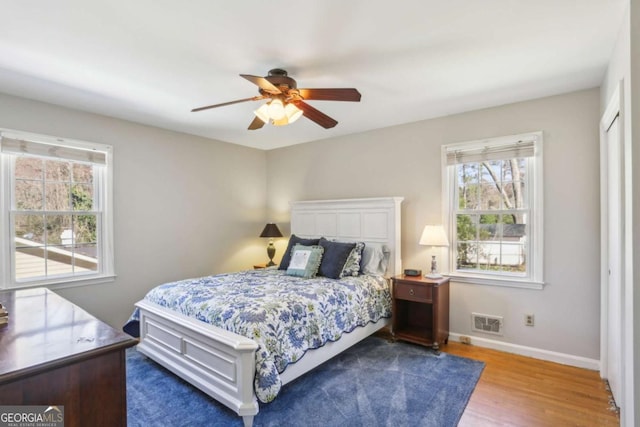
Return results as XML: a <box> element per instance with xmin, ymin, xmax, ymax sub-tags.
<box><xmin>453</xmin><ymin>209</ymin><xmax>530</xmax><ymax>277</ymax></box>
<box><xmin>10</xmin><ymin>211</ymin><xmax>103</xmax><ymax>282</ymax></box>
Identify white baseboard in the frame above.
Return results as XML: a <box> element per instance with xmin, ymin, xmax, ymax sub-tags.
<box><xmin>449</xmin><ymin>332</ymin><xmax>600</xmax><ymax>371</ymax></box>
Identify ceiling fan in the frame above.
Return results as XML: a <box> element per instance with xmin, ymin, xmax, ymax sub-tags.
<box><xmin>191</xmin><ymin>68</ymin><xmax>361</xmax><ymax>130</ymax></box>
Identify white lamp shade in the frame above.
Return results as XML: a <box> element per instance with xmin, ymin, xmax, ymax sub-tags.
<box><xmin>419</xmin><ymin>225</ymin><xmax>449</xmax><ymax>247</ymax></box>
<box><xmin>272</xmin><ymin>116</ymin><xmax>289</xmax><ymax>126</ymax></box>
<box><xmin>254</xmin><ymin>104</ymin><xmax>270</xmax><ymax>123</ymax></box>
<box><xmin>267</xmin><ymin>99</ymin><xmax>286</xmax><ymax>120</ymax></box>
<box><xmin>285</xmin><ymin>103</ymin><xmax>303</xmax><ymax>123</ymax></box>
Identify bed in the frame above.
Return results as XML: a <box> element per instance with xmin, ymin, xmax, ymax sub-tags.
<box><xmin>126</xmin><ymin>197</ymin><xmax>403</xmax><ymax>427</ymax></box>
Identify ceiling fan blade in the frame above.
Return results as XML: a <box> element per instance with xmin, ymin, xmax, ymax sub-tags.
<box><xmin>248</xmin><ymin>116</ymin><xmax>266</xmax><ymax>130</ymax></box>
<box><xmin>240</xmin><ymin>74</ymin><xmax>282</xmax><ymax>95</ymax></box>
<box><xmin>297</xmin><ymin>88</ymin><xmax>361</xmax><ymax>102</ymax></box>
<box><xmin>292</xmin><ymin>100</ymin><xmax>338</xmax><ymax>129</ymax></box>
<box><xmin>191</xmin><ymin>96</ymin><xmax>264</xmax><ymax>112</ymax></box>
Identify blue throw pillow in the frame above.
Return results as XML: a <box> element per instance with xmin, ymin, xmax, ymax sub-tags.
<box><xmin>279</xmin><ymin>235</ymin><xmax>321</xmax><ymax>270</ymax></box>
<box><xmin>286</xmin><ymin>244</ymin><xmax>324</xmax><ymax>278</ymax></box>
<box><xmin>318</xmin><ymin>237</ymin><xmax>356</xmax><ymax>279</ymax></box>
<box><xmin>340</xmin><ymin>241</ymin><xmax>365</xmax><ymax>278</ymax></box>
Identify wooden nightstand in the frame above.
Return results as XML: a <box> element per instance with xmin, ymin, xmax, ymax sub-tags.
<box><xmin>391</xmin><ymin>275</ymin><xmax>450</xmax><ymax>350</ymax></box>
<box><xmin>253</xmin><ymin>263</ymin><xmax>267</xmax><ymax>269</ymax></box>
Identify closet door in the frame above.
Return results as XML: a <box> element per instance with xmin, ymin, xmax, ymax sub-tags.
<box><xmin>604</xmin><ymin>112</ymin><xmax>622</xmax><ymax>406</ymax></box>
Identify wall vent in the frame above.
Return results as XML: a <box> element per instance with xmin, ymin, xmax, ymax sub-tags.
<box><xmin>471</xmin><ymin>313</ymin><xmax>504</xmax><ymax>335</ymax></box>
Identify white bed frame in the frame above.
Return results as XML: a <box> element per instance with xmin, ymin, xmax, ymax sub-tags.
<box><xmin>135</xmin><ymin>197</ymin><xmax>403</xmax><ymax>427</ymax></box>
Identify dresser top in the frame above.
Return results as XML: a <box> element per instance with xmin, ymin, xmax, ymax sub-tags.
<box><xmin>0</xmin><ymin>287</ymin><xmax>136</xmax><ymax>382</ymax></box>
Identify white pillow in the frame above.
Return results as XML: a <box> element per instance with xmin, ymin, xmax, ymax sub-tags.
<box><xmin>360</xmin><ymin>243</ymin><xmax>390</xmax><ymax>276</ymax></box>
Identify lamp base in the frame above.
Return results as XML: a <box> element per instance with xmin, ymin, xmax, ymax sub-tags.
<box><xmin>425</xmin><ymin>255</ymin><xmax>442</xmax><ymax>279</ymax></box>
<box><xmin>266</xmin><ymin>241</ymin><xmax>276</xmax><ymax>267</ymax></box>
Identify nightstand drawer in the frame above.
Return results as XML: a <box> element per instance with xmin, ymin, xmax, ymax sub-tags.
<box><xmin>394</xmin><ymin>282</ymin><xmax>432</xmax><ymax>302</ymax></box>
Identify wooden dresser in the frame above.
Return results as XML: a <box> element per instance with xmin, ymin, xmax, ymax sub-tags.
<box><xmin>0</xmin><ymin>287</ymin><xmax>137</xmax><ymax>427</ymax></box>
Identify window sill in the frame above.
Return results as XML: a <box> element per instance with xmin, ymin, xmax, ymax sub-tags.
<box><xmin>445</xmin><ymin>273</ymin><xmax>545</xmax><ymax>290</ymax></box>
<box><xmin>4</xmin><ymin>274</ymin><xmax>116</xmax><ymax>291</ymax></box>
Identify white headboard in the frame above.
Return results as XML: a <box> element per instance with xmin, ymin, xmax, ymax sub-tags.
<box><xmin>290</xmin><ymin>197</ymin><xmax>404</xmax><ymax>277</ymax></box>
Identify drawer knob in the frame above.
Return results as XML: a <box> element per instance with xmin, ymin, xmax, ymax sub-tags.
<box><xmin>409</xmin><ymin>288</ymin><xmax>414</xmax><ymax>296</ymax></box>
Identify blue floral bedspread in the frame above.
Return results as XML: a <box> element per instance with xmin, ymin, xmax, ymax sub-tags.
<box><xmin>124</xmin><ymin>268</ymin><xmax>391</xmax><ymax>403</ymax></box>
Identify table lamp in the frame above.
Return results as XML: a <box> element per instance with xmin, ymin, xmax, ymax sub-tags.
<box><xmin>419</xmin><ymin>225</ymin><xmax>449</xmax><ymax>279</ymax></box>
<box><xmin>259</xmin><ymin>223</ymin><xmax>283</xmax><ymax>267</ymax></box>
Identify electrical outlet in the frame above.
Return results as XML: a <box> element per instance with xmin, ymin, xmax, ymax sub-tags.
<box><xmin>525</xmin><ymin>314</ymin><xmax>535</xmax><ymax>326</ymax></box>
<box><xmin>459</xmin><ymin>335</ymin><xmax>471</xmax><ymax>345</ymax></box>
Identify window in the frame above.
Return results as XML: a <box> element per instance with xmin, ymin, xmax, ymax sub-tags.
<box><xmin>442</xmin><ymin>132</ymin><xmax>543</xmax><ymax>289</ymax></box>
<box><xmin>0</xmin><ymin>129</ymin><xmax>114</xmax><ymax>289</ymax></box>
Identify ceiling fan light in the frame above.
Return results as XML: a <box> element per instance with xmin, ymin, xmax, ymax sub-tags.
<box><xmin>284</xmin><ymin>103</ymin><xmax>303</xmax><ymax>123</ymax></box>
<box><xmin>272</xmin><ymin>117</ymin><xmax>289</xmax><ymax>126</ymax></box>
<box><xmin>254</xmin><ymin>104</ymin><xmax>270</xmax><ymax>123</ymax></box>
<box><xmin>267</xmin><ymin>99</ymin><xmax>286</xmax><ymax>120</ymax></box>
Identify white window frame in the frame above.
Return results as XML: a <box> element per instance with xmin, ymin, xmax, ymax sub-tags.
<box><xmin>0</xmin><ymin>128</ymin><xmax>115</xmax><ymax>289</ymax></box>
<box><xmin>441</xmin><ymin>131</ymin><xmax>544</xmax><ymax>290</ymax></box>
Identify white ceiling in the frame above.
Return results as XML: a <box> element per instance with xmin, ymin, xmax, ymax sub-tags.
<box><xmin>0</xmin><ymin>1</ymin><xmax>628</xmax><ymax>150</ymax></box>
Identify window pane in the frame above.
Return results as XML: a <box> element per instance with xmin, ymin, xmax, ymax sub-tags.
<box><xmin>15</xmin><ymin>247</ymin><xmax>46</xmax><ymax>280</ymax></box>
<box><xmin>45</xmin><ymin>182</ymin><xmax>71</xmax><ymax>211</ymax></box>
<box><xmin>72</xmin><ymin>163</ymin><xmax>93</xmax><ymax>184</ymax></box>
<box><xmin>457</xmin><ymin>242</ymin><xmax>478</xmax><ymax>271</ymax></box>
<box><xmin>45</xmin><ymin>246</ymin><xmax>74</xmax><ymax>276</ymax></box>
<box><xmin>73</xmin><ymin>214</ymin><xmax>97</xmax><ymax>244</ymax></box>
<box><xmin>481</xmin><ymin>161</ymin><xmax>501</xmax><ymax>184</ymax></box>
<box><xmin>75</xmin><ymin>243</ymin><xmax>98</xmax><ymax>272</ymax></box>
<box><xmin>479</xmin><ymin>183</ymin><xmax>502</xmax><ymax>210</ymax></box>
<box><xmin>500</xmin><ymin>243</ymin><xmax>526</xmax><ymax>273</ymax></box>
<box><xmin>45</xmin><ymin>214</ymin><xmax>73</xmax><ymax>245</ymax></box>
<box><xmin>15</xmin><ymin>157</ymin><xmax>43</xmax><ymax>180</ymax></box>
<box><xmin>72</xmin><ymin>184</ymin><xmax>94</xmax><ymax>211</ymax></box>
<box><xmin>478</xmin><ymin>215</ymin><xmax>500</xmax><ymax>241</ymax></box>
<box><xmin>457</xmin><ymin>163</ymin><xmax>479</xmax><ymax>209</ymax></box>
<box><xmin>505</xmin><ymin>216</ymin><xmax>527</xmax><ymax>241</ymax></box>
<box><xmin>501</xmin><ymin>182</ymin><xmax>515</xmax><ymax>209</ymax></box>
<box><xmin>45</xmin><ymin>159</ymin><xmax>70</xmax><ymax>181</ymax></box>
<box><xmin>509</xmin><ymin>158</ymin><xmax>526</xmax><ymax>181</ymax></box>
<box><xmin>15</xmin><ymin>180</ymin><xmax>43</xmax><ymax>210</ymax></box>
<box><xmin>457</xmin><ymin>214</ymin><xmax>477</xmax><ymax>242</ymax></box>
<box><xmin>14</xmin><ymin>214</ymin><xmax>45</xmax><ymax>244</ymax></box>
<box><xmin>478</xmin><ymin>241</ymin><xmax>501</xmax><ymax>270</ymax></box>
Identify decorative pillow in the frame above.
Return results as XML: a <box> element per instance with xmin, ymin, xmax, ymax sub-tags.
<box><xmin>318</xmin><ymin>237</ymin><xmax>356</xmax><ymax>279</ymax></box>
<box><xmin>360</xmin><ymin>243</ymin><xmax>391</xmax><ymax>276</ymax></box>
<box><xmin>286</xmin><ymin>244</ymin><xmax>324</xmax><ymax>278</ymax></box>
<box><xmin>340</xmin><ymin>241</ymin><xmax>365</xmax><ymax>278</ymax></box>
<box><xmin>279</xmin><ymin>235</ymin><xmax>321</xmax><ymax>270</ymax></box>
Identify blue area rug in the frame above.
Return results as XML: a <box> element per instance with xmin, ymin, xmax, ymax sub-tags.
<box><xmin>127</xmin><ymin>336</ymin><xmax>484</xmax><ymax>427</ymax></box>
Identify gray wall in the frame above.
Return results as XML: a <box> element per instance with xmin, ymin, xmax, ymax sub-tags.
<box><xmin>0</xmin><ymin>85</ymin><xmax>606</xmax><ymax>363</ymax></box>
<box><xmin>267</xmin><ymin>88</ymin><xmax>601</xmax><ymax>359</ymax></box>
<box><xmin>0</xmin><ymin>93</ymin><xmax>267</xmax><ymax>328</ymax></box>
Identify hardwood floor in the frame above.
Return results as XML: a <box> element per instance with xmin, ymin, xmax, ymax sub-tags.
<box><xmin>443</xmin><ymin>342</ymin><xmax>620</xmax><ymax>426</ymax></box>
